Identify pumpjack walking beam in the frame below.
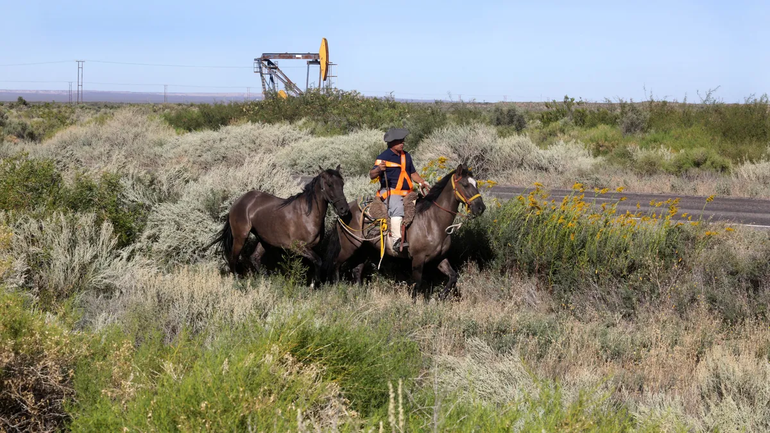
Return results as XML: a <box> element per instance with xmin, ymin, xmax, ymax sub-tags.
<box><xmin>254</xmin><ymin>53</ymin><xmax>319</xmax><ymax>97</ymax></box>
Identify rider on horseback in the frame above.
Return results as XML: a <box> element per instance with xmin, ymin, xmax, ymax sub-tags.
<box><xmin>369</xmin><ymin>128</ymin><xmax>430</xmax><ymax>250</ymax></box>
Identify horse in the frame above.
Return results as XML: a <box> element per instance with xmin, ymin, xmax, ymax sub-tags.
<box><xmin>210</xmin><ymin>166</ymin><xmax>350</xmax><ymax>284</ymax></box>
<box><xmin>325</xmin><ymin>164</ymin><xmax>486</xmax><ymax>300</ymax></box>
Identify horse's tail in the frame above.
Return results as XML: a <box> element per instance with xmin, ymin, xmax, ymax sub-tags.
<box><xmin>323</xmin><ymin>220</ymin><xmax>342</xmax><ymax>281</ymax></box>
<box><xmin>206</xmin><ymin>218</ymin><xmax>234</xmax><ymax>263</ymax></box>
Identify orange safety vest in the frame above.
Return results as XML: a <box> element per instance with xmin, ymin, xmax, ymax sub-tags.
<box><xmin>375</xmin><ymin>152</ymin><xmax>414</xmax><ymax>199</ymax></box>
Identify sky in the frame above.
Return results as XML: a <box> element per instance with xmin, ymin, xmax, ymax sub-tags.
<box><xmin>1</xmin><ymin>0</ymin><xmax>767</xmax><ymax>102</ymax></box>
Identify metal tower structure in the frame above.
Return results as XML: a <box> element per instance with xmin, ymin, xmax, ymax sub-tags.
<box><xmin>254</xmin><ymin>38</ymin><xmax>334</xmax><ymax>99</ymax></box>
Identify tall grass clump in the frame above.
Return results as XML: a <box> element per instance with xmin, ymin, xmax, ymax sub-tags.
<box><xmin>83</xmin><ymin>265</ymin><xmax>278</xmax><ymax>339</ymax></box>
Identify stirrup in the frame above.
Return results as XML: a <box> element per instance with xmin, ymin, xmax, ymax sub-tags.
<box><xmin>393</xmin><ymin>238</ymin><xmax>408</xmax><ymax>250</ymax></box>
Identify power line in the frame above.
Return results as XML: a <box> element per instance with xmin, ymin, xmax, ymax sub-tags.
<box><xmin>85</xmin><ymin>60</ymin><xmax>253</xmax><ymax>69</ymax></box>
<box><xmin>85</xmin><ymin>81</ymin><xmax>253</xmax><ymax>89</ymax></box>
<box><xmin>0</xmin><ymin>61</ymin><xmax>72</xmax><ymax>67</ymax></box>
<box><xmin>0</xmin><ymin>80</ymin><xmax>70</xmax><ymax>83</ymax></box>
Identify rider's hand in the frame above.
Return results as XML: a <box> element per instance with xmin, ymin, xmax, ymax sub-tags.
<box><xmin>421</xmin><ymin>182</ymin><xmax>430</xmax><ymax>193</ymax></box>
<box><xmin>378</xmin><ymin>161</ymin><xmax>386</xmax><ymax>173</ymax></box>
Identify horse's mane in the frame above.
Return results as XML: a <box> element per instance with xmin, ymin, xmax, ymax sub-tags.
<box><xmin>415</xmin><ymin>167</ymin><xmax>474</xmax><ymax>214</ymax></box>
<box><xmin>280</xmin><ymin>169</ymin><xmax>342</xmax><ymax>215</ymax></box>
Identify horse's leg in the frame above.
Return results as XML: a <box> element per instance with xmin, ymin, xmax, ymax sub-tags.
<box><xmin>436</xmin><ymin>258</ymin><xmax>459</xmax><ymax>301</ymax></box>
<box><xmin>410</xmin><ymin>259</ymin><xmax>425</xmax><ymax>300</ymax></box>
<box><xmin>229</xmin><ymin>228</ymin><xmax>250</xmax><ymax>275</ymax></box>
<box><xmin>249</xmin><ymin>241</ymin><xmax>266</xmax><ymax>274</ymax></box>
<box><xmin>297</xmin><ymin>246</ymin><xmax>323</xmax><ymax>288</ymax></box>
<box><xmin>352</xmin><ymin>256</ymin><xmax>369</xmax><ymax>285</ymax></box>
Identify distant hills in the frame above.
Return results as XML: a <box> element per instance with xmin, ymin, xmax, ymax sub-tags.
<box><xmin>0</xmin><ymin>89</ymin><xmax>264</xmax><ymax>104</ymax></box>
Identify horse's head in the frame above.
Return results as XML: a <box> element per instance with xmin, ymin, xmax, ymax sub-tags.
<box><xmin>452</xmin><ymin>164</ymin><xmax>486</xmax><ymax>217</ymax></box>
<box><xmin>319</xmin><ymin>165</ymin><xmax>351</xmax><ymax>217</ymax></box>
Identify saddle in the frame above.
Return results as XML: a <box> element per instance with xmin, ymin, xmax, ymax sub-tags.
<box><xmin>364</xmin><ymin>191</ymin><xmax>418</xmax><ymax>227</ymax></box>
<box><xmin>359</xmin><ymin>191</ymin><xmax>418</xmax><ymax>249</ymax></box>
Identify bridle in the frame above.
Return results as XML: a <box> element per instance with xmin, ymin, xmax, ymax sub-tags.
<box><xmin>451</xmin><ymin>174</ymin><xmax>481</xmax><ymax>206</ymax></box>
<box><xmin>320</xmin><ymin>176</ymin><xmax>348</xmax><ymax>215</ymax></box>
<box><xmin>432</xmin><ymin>174</ymin><xmax>481</xmax><ymax>216</ymax></box>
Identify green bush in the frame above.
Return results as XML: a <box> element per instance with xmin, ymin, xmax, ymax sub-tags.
<box><xmin>0</xmin><ymin>155</ymin><xmax>62</xmax><ymax>211</ymax></box>
<box><xmin>0</xmin><ymin>289</ymin><xmax>88</xmax><ymax>432</ymax></box>
<box><xmin>63</xmin><ymin>172</ymin><xmax>149</xmax><ymax>247</ymax></box>
<box><xmin>70</xmin><ymin>312</ymin><xmax>422</xmax><ymax>430</ymax></box>
<box><xmin>491</xmin><ymin>105</ymin><xmax>526</xmax><ymax>132</ymax></box>
<box><xmin>0</xmin><ymin>155</ymin><xmax>147</xmax><ymax>247</ymax></box>
<box><xmin>668</xmin><ymin>147</ymin><xmax>732</xmax><ymax>174</ymax></box>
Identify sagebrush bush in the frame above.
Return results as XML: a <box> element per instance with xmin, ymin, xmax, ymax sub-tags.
<box><xmin>418</xmin><ymin>124</ymin><xmax>597</xmax><ymax>177</ymax></box>
<box><xmin>135</xmin><ymin>155</ymin><xmax>298</xmax><ymax>266</ymax></box>
<box><xmin>166</xmin><ymin>122</ymin><xmax>309</xmax><ymax>176</ymax></box>
<box><xmin>277</xmin><ymin>129</ymin><xmax>383</xmax><ymax>176</ymax></box>
<box><xmin>2</xmin><ymin>212</ymin><xmax>150</xmax><ymax>307</ymax></box>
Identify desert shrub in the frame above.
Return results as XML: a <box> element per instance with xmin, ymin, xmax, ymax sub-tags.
<box><xmin>136</xmin><ymin>155</ymin><xmax>298</xmax><ymax>266</ymax></box>
<box><xmin>668</xmin><ymin>147</ymin><xmax>732</xmax><ymax>174</ymax></box>
<box><xmin>2</xmin><ymin>212</ymin><xmax>149</xmax><ymax>307</ymax></box>
<box><xmin>2</xmin><ymin>119</ymin><xmax>38</xmax><ymax>141</ymax></box>
<box><xmin>491</xmin><ymin>105</ymin><xmax>527</xmax><ymax>132</ymax></box>
<box><xmin>488</xmin><ymin>185</ymin><xmax>691</xmax><ymax>312</ymax></box>
<box><xmin>0</xmin><ymin>155</ymin><xmax>63</xmax><ymax>211</ymax></box>
<box><xmin>165</xmin><ymin>89</ymin><xmax>414</xmax><ymax>135</ymax></box>
<box><xmin>692</xmin><ymin>346</ymin><xmax>770</xmax><ymax>431</ymax></box>
<box><xmin>403</xmin><ymin>102</ymin><xmax>448</xmax><ymax>145</ymax></box>
<box><xmin>162</xmin><ymin>102</ymin><xmax>244</xmax><ymax>131</ymax></box>
<box><xmin>619</xmin><ymin>102</ymin><xmax>648</xmax><ymax>136</ymax></box>
<box><xmin>0</xmin><ymin>289</ymin><xmax>89</xmax><ymax>432</ymax></box>
<box><xmin>418</xmin><ymin>125</ymin><xmax>597</xmax><ymax>177</ymax></box>
<box><xmin>63</xmin><ymin>172</ymin><xmax>149</xmax><ymax>247</ymax></box>
<box><xmin>165</xmin><ymin>122</ymin><xmax>308</xmax><ymax>175</ymax></box>
<box><xmin>573</xmin><ymin>106</ymin><xmax>619</xmax><ymax>129</ymax></box>
<box><xmin>540</xmin><ymin>95</ymin><xmax>583</xmax><ymax>126</ymax></box>
<box><xmin>277</xmin><ymin>129</ymin><xmax>383</xmax><ymax>176</ymax></box>
<box><xmin>692</xmin><ymin>229</ymin><xmax>770</xmax><ymax>322</ymax></box>
<box><xmin>0</xmin><ymin>155</ymin><xmax>148</xmax><ymax>247</ymax></box>
<box><xmin>24</xmin><ymin>107</ymin><xmax>175</xmax><ymax>172</ymax></box>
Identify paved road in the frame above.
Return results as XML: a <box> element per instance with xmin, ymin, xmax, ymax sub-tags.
<box><xmin>296</xmin><ymin>176</ymin><xmax>770</xmax><ymax>228</ymax></box>
<box><xmin>488</xmin><ymin>185</ymin><xmax>770</xmax><ymax>229</ymax></box>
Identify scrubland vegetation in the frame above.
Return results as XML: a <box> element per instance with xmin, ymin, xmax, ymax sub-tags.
<box><xmin>1</xmin><ymin>91</ymin><xmax>770</xmax><ymax>431</ymax></box>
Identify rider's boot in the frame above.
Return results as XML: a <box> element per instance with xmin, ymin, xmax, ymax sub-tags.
<box><xmin>391</xmin><ymin>216</ymin><xmax>408</xmax><ymax>250</ymax></box>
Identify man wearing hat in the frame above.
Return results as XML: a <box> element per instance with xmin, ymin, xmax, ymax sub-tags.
<box><xmin>369</xmin><ymin>128</ymin><xmax>430</xmax><ymax>250</ymax></box>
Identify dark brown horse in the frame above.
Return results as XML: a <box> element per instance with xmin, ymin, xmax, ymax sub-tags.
<box><xmin>325</xmin><ymin>164</ymin><xmax>485</xmax><ymax>299</ymax></box>
<box><xmin>211</xmin><ymin>166</ymin><xmax>350</xmax><ymax>284</ymax></box>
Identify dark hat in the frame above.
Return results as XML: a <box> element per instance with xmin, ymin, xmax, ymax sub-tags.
<box><xmin>384</xmin><ymin>128</ymin><xmax>409</xmax><ymax>143</ymax></box>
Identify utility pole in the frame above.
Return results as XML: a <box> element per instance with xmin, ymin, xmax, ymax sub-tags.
<box><xmin>68</xmin><ymin>82</ymin><xmax>73</xmax><ymax>104</ymax></box>
<box><xmin>76</xmin><ymin>60</ymin><xmax>84</xmax><ymax>104</ymax></box>
<box><xmin>164</xmin><ymin>84</ymin><xmax>168</xmax><ymax>103</ymax></box>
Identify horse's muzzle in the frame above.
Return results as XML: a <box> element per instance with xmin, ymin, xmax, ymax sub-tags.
<box><xmin>470</xmin><ymin>200</ymin><xmax>486</xmax><ymax>217</ymax></box>
<box><xmin>336</xmin><ymin>203</ymin><xmax>351</xmax><ymax>217</ymax></box>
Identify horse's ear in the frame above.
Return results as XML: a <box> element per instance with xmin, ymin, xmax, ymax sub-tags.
<box><xmin>456</xmin><ymin>164</ymin><xmax>464</xmax><ymax>174</ymax></box>
<box><xmin>336</xmin><ymin>164</ymin><xmax>341</xmax><ymax>173</ymax></box>
<box><xmin>318</xmin><ymin>165</ymin><xmax>324</xmax><ymax>173</ymax></box>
